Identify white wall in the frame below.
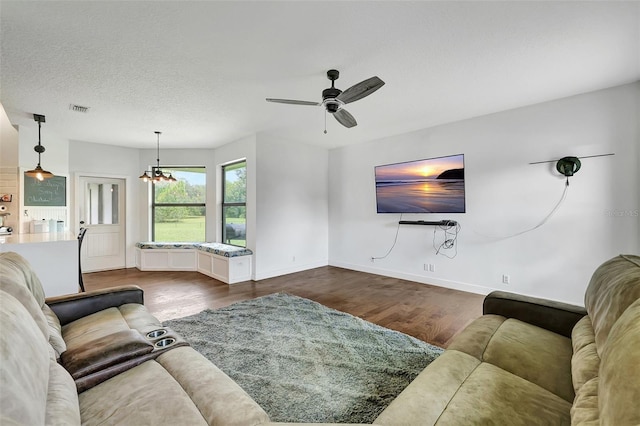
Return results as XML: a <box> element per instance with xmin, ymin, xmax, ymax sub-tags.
<box><xmin>254</xmin><ymin>133</ymin><xmax>329</xmax><ymax>280</ymax></box>
<box><xmin>205</xmin><ymin>132</ymin><xmax>329</xmax><ymax>281</ymax></box>
<box><xmin>329</xmin><ymin>82</ymin><xmax>640</xmax><ymax>305</ymax></box>
<box><xmin>69</xmin><ymin>140</ymin><xmax>142</xmax><ymax>267</ymax></box>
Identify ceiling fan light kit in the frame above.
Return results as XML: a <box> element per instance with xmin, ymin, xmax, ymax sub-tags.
<box><xmin>266</xmin><ymin>69</ymin><xmax>385</xmax><ymax>131</ymax></box>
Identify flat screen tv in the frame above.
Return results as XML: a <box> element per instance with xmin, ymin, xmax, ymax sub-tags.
<box><xmin>375</xmin><ymin>154</ymin><xmax>465</xmax><ymax>213</ymax></box>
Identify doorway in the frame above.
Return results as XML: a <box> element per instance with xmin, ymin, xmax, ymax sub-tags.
<box><xmin>78</xmin><ymin>176</ymin><xmax>126</xmax><ymax>272</ymax></box>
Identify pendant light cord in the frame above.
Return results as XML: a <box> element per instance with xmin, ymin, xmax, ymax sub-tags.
<box><xmin>37</xmin><ymin>121</ymin><xmax>43</xmax><ymax>166</ymax></box>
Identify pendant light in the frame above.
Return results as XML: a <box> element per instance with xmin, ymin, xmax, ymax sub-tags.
<box><xmin>25</xmin><ymin>114</ymin><xmax>54</xmax><ymax>181</ymax></box>
<box><xmin>139</xmin><ymin>131</ymin><xmax>177</xmax><ymax>183</ymax></box>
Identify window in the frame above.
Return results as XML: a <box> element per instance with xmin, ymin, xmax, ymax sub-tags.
<box><xmin>152</xmin><ymin>167</ymin><xmax>206</xmax><ymax>242</ymax></box>
<box><xmin>222</xmin><ymin>160</ymin><xmax>246</xmax><ymax>247</ymax></box>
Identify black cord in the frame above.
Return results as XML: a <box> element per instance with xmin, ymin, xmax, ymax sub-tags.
<box><xmin>433</xmin><ymin>221</ymin><xmax>461</xmax><ymax>259</ymax></box>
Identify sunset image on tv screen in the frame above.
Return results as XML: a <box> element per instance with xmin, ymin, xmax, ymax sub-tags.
<box><xmin>375</xmin><ymin>154</ymin><xmax>465</xmax><ymax>213</ymax></box>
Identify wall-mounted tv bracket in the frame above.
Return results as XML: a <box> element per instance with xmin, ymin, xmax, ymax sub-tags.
<box><xmin>399</xmin><ymin>220</ymin><xmax>458</xmax><ymax>227</ymax></box>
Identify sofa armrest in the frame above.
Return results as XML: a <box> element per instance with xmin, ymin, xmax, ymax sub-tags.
<box><xmin>45</xmin><ymin>285</ymin><xmax>144</xmax><ymax>326</ymax></box>
<box><xmin>483</xmin><ymin>291</ymin><xmax>587</xmax><ymax>338</ymax></box>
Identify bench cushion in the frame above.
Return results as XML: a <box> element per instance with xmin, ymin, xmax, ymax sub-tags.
<box><xmin>196</xmin><ymin>242</ymin><xmax>253</xmax><ymax>257</ymax></box>
<box><xmin>135</xmin><ymin>242</ymin><xmax>200</xmax><ymax>250</ymax></box>
<box><xmin>136</xmin><ymin>242</ymin><xmax>253</xmax><ymax>257</ymax></box>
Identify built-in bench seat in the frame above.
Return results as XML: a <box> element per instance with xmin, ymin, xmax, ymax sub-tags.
<box><xmin>135</xmin><ymin>242</ymin><xmax>253</xmax><ymax>284</ymax></box>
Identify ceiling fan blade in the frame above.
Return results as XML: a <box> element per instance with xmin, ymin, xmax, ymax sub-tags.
<box><xmin>336</xmin><ymin>76</ymin><xmax>385</xmax><ymax>104</ymax></box>
<box><xmin>333</xmin><ymin>109</ymin><xmax>358</xmax><ymax>128</ymax></box>
<box><xmin>266</xmin><ymin>98</ymin><xmax>320</xmax><ymax>106</ymax></box>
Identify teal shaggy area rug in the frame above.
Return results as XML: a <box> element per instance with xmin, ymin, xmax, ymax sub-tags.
<box><xmin>163</xmin><ymin>293</ymin><xmax>443</xmax><ymax>423</ymax></box>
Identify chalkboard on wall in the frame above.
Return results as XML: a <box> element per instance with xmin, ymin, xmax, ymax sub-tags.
<box><xmin>24</xmin><ymin>174</ymin><xmax>67</xmax><ymax>206</ymax></box>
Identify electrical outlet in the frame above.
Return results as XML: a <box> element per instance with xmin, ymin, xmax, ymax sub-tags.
<box><xmin>429</xmin><ymin>264</ymin><xmax>435</xmax><ymax>272</ymax></box>
<box><xmin>423</xmin><ymin>263</ymin><xmax>428</xmax><ymax>271</ymax></box>
<box><xmin>502</xmin><ymin>274</ymin><xmax>510</xmax><ymax>284</ymax></box>
<box><xmin>292</xmin><ymin>256</ymin><xmax>296</xmax><ymax>262</ymax></box>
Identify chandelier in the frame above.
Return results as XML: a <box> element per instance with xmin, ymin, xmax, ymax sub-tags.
<box><xmin>139</xmin><ymin>131</ymin><xmax>176</xmax><ymax>183</ymax></box>
<box><xmin>25</xmin><ymin>114</ymin><xmax>54</xmax><ymax>181</ymax></box>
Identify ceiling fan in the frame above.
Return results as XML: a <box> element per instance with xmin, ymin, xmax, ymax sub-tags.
<box><xmin>266</xmin><ymin>69</ymin><xmax>385</xmax><ymax>129</ymax></box>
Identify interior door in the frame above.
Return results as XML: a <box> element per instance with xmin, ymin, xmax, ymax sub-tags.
<box><xmin>78</xmin><ymin>177</ymin><xmax>126</xmax><ymax>272</ymax></box>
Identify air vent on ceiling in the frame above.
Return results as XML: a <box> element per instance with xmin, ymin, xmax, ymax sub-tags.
<box><xmin>69</xmin><ymin>104</ymin><xmax>90</xmax><ymax>113</ymax></box>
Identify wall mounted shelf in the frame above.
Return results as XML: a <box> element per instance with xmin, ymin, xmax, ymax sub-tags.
<box><xmin>398</xmin><ymin>220</ymin><xmax>458</xmax><ymax>226</ymax></box>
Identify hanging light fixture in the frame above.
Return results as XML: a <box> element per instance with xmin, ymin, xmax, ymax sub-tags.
<box><xmin>25</xmin><ymin>114</ymin><xmax>54</xmax><ymax>181</ymax></box>
<box><xmin>139</xmin><ymin>131</ymin><xmax>177</xmax><ymax>183</ymax></box>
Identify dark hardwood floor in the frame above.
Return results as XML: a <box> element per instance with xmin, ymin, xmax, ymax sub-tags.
<box><xmin>84</xmin><ymin>266</ymin><xmax>484</xmax><ymax>348</ymax></box>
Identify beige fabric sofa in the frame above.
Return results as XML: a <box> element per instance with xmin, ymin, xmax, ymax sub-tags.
<box><xmin>375</xmin><ymin>254</ymin><xmax>640</xmax><ymax>425</ymax></box>
<box><xmin>0</xmin><ymin>251</ymin><xmax>270</xmax><ymax>425</ymax></box>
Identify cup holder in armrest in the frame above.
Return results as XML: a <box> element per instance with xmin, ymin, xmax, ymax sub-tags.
<box><xmin>155</xmin><ymin>337</ymin><xmax>176</xmax><ymax>348</ymax></box>
<box><xmin>141</xmin><ymin>327</ymin><xmax>188</xmax><ymax>352</ymax></box>
<box><xmin>146</xmin><ymin>329</ymin><xmax>168</xmax><ymax>339</ymax></box>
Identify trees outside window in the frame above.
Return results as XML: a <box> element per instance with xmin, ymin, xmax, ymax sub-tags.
<box><xmin>222</xmin><ymin>160</ymin><xmax>246</xmax><ymax>247</ymax></box>
<box><xmin>152</xmin><ymin>167</ymin><xmax>206</xmax><ymax>242</ymax></box>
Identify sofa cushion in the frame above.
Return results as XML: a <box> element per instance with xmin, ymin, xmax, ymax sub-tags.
<box><xmin>584</xmin><ymin>254</ymin><xmax>640</xmax><ymax>354</ymax></box>
<box><xmin>61</xmin><ymin>329</ymin><xmax>154</xmax><ymax>380</ymax></box>
<box><xmin>373</xmin><ymin>350</ymin><xmax>482</xmax><ymax>425</ymax></box>
<box><xmin>0</xmin><ymin>251</ymin><xmax>46</xmax><ymax>306</ymax></box>
<box><xmin>571</xmin><ymin>316</ymin><xmax>600</xmax><ymax>394</ymax></box>
<box><xmin>447</xmin><ymin>314</ymin><xmax>506</xmax><ymax>359</ymax></box>
<box><xmin>62</xmin><ymin>304</ymin><xmax>161</xmax><ymax>353</ymax></box>
<box><xmin>78</xmin><ymin>359</ymin><xmax>211</xmax><ymax>425</ymax></box>
<box><xmin>570</xmin><ymin>377</ymin><xmax>599</xmax><ymax>425</ymax></box>
<box><xmin>374</xmin><ymin>350</ymin><xmax>571</xmax><ymax>425</ymax></box>
<box><xmin>46</xmin><ymin>361</ymin><xmax>82</xmax><ymax>425</ymax></box>
<box><xmin>448</xmin><ymin>316</ymin><xmax>574</xmax><ymax>402</ymax></box>
<box><xmin>598</xmin><ymin>298</ymin><xmax>640</xmax><ymax>425</ymax></box>
<box><xmin>43</xmin><ymin>303</ymin><xmax>67</xmax><ymax>358</ymax></box>
<box><xmin>0</xmin><ymin>290</ymin><xmax>80</xmax><ymax>425</ymax></box>
<box><xmin>79</xmin><ymin>347</ymin><xmax>270</xmax><ymax>426</ymax></box>
<box><xmin>0</xmin><ymin>253</ymin><xmax>49</xmax><ymax>339</ymax></box>
<box><xmin>156</xmin><ymin>347</ymin><xmax>270</xmax><ymax>425</ymax></box>
<box><xmin>118</xmin><ymin>302</ymin><xmax>163</xmax><ymax>332</ymax></box>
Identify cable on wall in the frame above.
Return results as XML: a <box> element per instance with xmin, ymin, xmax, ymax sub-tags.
<box><xmin>371</xmin><ymin>214</ymin><xmax>403</xmax><ymax>261</ymax></box>
<box><xmin>433</xmin><ymin>221</ymin><xmax>461</xmax><ymax>258</ymax></box>
<box><xmin>472</xmin><ymin>179</ymin><xmax>569</xmax><ymax>241</ymax></box>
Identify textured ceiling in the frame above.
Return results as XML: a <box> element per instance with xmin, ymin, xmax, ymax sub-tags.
<box><xmin>1</xmin><ymin>1</ymin><xmax>639</xmax><ymax>149</ymax></box>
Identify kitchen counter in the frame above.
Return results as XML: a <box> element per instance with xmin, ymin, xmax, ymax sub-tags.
<box><xmin>0</xmin><ymin>231</ymin><xmax>76</xmax><ymax>244</ymax></box>
<box><xmin>0</xmin><ymin>232</ymin><xmax>79</xmax><ymax>297</ymax></box>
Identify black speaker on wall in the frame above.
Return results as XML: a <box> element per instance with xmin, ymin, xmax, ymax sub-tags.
<box><xmin>556</xmin><ymin>156</ymin><xmax>581</xmax><ymax>177</ymax></box>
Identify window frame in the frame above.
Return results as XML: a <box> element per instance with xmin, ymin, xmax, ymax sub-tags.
<box><xmin>221</xmin><ymin>159</ymin><xmax>247</xmax><ymax>247</ymax></box>
<box><xmin>151</xmin><ymin>166</ymin><xmax>206</xmax><ymax>242</ymax></box>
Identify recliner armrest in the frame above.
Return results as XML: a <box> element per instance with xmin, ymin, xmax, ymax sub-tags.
<box><xmin>45</xmin><ymin>285</ymin><xmax>144</xmax><ymax>326</ymax></box>
<box><xmin>483</xmin><ymin>291</ymin><xmax>587</xmax><ymax>338</ymax></box>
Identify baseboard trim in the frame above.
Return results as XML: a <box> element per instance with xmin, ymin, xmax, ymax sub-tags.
<box><xmin>329</xmin><ymin>260</ymin><xmax>493</xmax><ymax>296</ymax></box>
<box><xmin>254</xmin><ymin>259</ymin><xmax>329</xmax><ymax>281</ymax></box>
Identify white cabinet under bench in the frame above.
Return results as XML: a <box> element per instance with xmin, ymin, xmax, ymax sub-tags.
<box><xmin>135</xmin><ymin>242</ymin><xmax>253</xmax><ymax>284</ymax></box>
